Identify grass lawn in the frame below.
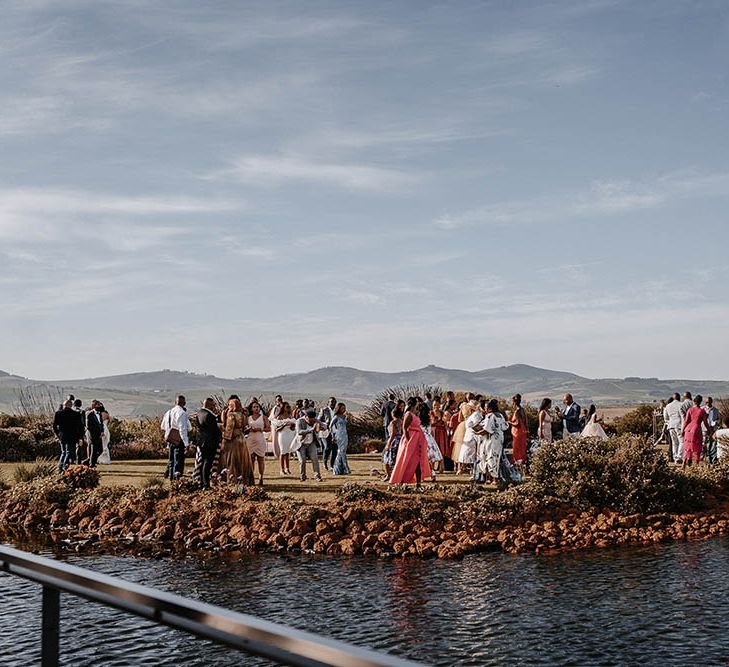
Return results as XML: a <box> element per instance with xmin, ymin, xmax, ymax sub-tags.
<box><xmin>0</xmin><ymin>454</ymin><xmax>478</xmax><ymax>502</ymax></box>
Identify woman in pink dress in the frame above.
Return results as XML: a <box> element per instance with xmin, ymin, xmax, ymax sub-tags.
<box><xmin>389</xmin><ymin>397</ymin><xmax>432</xmax><ymax>488</ymax></box>
<box><xmin>508</xmin><ymin>394</ymin><xmax>529</xmax><ymax>474</ymax></box>
<box><xmin>682</xmin><ymin>394</ymin><xmax>710</xmax><ymax>468</ymax></box>
<box><xmin>430</xmin><ymin>399</ymin><xmax>450</xmax><ymax>472</ymax></box>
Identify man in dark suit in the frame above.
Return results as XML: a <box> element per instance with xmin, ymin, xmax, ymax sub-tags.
<box><xmin>86</xmin><ymin>400</ymin><xmax>105</xmax><ymax>467</ymax></box>
<box><xmin>196</xmin><ymin>397</ymin><xmax>222</xmax><ymax>489</ymax></box>
<box><xmin>557</xmin><ymin>394</ymin><xmax>582</xmax><ymax>437</ymax></box>
<box><xmin>53</xmin><ymin>399</ymin><xmax>84</xmax><ymax>472</ymax></box>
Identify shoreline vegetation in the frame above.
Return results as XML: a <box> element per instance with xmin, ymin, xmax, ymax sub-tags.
<box><xmin>1</xmin><ymin>438</ymin><xmax>728</xmax><ymax>561</ymax></box>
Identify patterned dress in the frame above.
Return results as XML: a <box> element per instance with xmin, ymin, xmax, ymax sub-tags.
<box><xmin>331</xmin><ymin>414</ymin><xmax>350</xmax><ymax>475</ymax></box>
<box><xmin>383</xmin><ymin>419</ymin><xmax>402</xmax><ymax>468</ymax></box>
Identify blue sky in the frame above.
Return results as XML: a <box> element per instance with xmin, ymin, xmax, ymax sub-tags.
<box><xmin>1</xmin><ymin>0</ymin><xmax>728</xmax><ymax>381</ymax></box>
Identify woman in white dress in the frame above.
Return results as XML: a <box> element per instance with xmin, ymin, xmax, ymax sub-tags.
<box><xmin>268</xmin><ymin>395</ymin><xmax>284</xmax><ymax>458</ymax></box>
<box><xmin>246</xmin><ymin>401</ymin><xmax>270</xmax><ymax>486</ymax></box>
<box><xmin>581</xmin><ymin>404</ymin><xmax>608</xmax><ymax>440</ymax></box>
<box><xmin>476</xmin><ymin>399</ymin><xmax>509</xmax><ymax>483</ymax></box>
<box><xmin>271</xmin><ymin>402</ymin><xmax>296</xmax><ymax>475</ymax></box>
<box><xmin>98</xmin><ymin>402</ymin><xmax>112</xmax><ymax>465</ymax></box>
<box><xmin>538</xmin><ymin>398</ymin><xmax>554</xmax><ymax>443</ymax></box>
<box><xmin>458</xmin><ymin>404</ymin><xmax>484</xmax><ymax>470</ymax></box>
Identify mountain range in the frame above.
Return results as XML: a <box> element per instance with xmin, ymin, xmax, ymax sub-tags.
<box><xmin>1</xmin><ymin>365</ymin><xmax>728</xmax><ymax>418</ymax></box>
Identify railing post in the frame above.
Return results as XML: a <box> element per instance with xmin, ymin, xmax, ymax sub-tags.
<box><xmin>41</xmin><ymin>586</ymin><xmax>60</xmax><ymax>667</ymax></box>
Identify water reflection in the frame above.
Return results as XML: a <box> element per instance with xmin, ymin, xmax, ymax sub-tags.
<box><xmin>0</xmin><ymin>540</ymin><xmax>728</xmax><ymax>666</ymax></box>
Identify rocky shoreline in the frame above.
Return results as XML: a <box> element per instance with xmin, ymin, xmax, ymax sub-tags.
<box><xmin>2</xmin><ymin>480</ymin><xmax>728</xmax><ymax>561</ymax></box>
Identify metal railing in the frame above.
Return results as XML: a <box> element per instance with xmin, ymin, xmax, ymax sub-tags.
<box><xmin>0</xmin><ymin>545</ymin><xmax>424</xmax><ymax>667</ymax></box>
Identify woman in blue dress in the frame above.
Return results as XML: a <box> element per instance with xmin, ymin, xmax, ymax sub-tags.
<box><xmin>331</xmin><ymin>403</ymin><xmax>350</xmax><ymax>475</ymax></box>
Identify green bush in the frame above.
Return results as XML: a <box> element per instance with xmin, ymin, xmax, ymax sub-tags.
<box><xmin>528</xmin><ymin>436</ymin><xmax>704</xmax><ymax>514</ymax></box>
<box><xmin>611</xmin><ymin>404</ymin><xmax>659</xmax><ymax>438</ymax></box>
<box><xmin>108</xmin><ymin>417</ymin><xmax>167</xmax><ymax>459</ymax></box>
<box><xmin>13</xmin><ymin>457</ymin><xmax>58</xmax><ymax>483</ymax></box>
<box><xmin>0</xmin><ymin>427</ymin><xmax>55</xmax><ymax>462</ymax></box>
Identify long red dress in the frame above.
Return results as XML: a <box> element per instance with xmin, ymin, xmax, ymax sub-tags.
<box><xmin>510</xmin><ymin>408</ymin><xmax>528</xmax><ymax>464</ymax></box>
<box><xmin>682</xmin><ymin>406</ymin><xmax>708</xmax><ymax>462</ymax></box>
<box><xmin>389</xmin><ymin>413</ymin><xmax>432</xmax><ymax>485</ymax></box>
<box><xmin>430</xmin><ymin>409</ymin><xmax>451</xmax><ymax>459</ymax></box>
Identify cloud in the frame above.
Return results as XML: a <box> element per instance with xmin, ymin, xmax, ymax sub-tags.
<box><xmin>435</xmin><ymin>168</ymin><xmax>729</xmax><ymax>229</ymax></box>
<box><xmin>222</xmin><ymin>154</ymin><xmax>417</xmax><ymax>192</ymax></box>
<box><xmin>487</xmin><ymin>31</ymin><xmax>551</xmax><ymax>57</ymax></box>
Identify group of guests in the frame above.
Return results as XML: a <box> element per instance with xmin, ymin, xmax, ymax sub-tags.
<box><xmin>658</xmin><ymin>393</ymin><xmax>728</xmax><ymax>467</ymax></box>
<box><xmin>52</xmin><ymin>394</ymin><xmax>111</xmax><ymax>471</ymax></box>
<box><xmin>161</xmin><ymin>394</ymin><xmax>351</xmax><ymax>489</ymax></box>
<box><xmin>379</xmin><ymin>391</ymin><xmax>608</xmax><ymax>487</ymax></box>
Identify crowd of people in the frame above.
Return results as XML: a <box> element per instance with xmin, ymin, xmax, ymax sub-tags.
<box><xmin>378</xmin><ymin>391</ymin><xmax>610</xmax><ymax>487</ymax></box>
<box><xmin>52</xmin><ymin>394</ymin><xmax>111</xmax><ymax>471</ymax></box>
<box><xmin>161</xmin><ymin>394</ymin><xmax>351</xmax><ymax>488</ymax></box>
<box><xmin>656</xmin><ymin>393</ymin><xmax>729</xmax><ymax>469</ymax></box>
<box><xmin>54</xmin><ymin>387</ymin><xmax>728</xmax><ymax>489</ymax></box>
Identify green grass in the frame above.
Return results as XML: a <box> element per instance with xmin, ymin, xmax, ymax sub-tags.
<box><xmin>0</xmin><ymin>454</ymin><xmax>479</xmax><ymax>501</ymax></box>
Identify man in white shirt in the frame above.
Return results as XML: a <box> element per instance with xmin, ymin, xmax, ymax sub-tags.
<box><xmin>663</xmin><ymin>393</ymin><xmax>683</xmax><ymax>463</ymax></box>
<box><xmin>162</xmin><ymin>395</ymin><xmax>190</xmax><ymax>480</ymax></box>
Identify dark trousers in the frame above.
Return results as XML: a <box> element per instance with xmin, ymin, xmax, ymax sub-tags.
<box><xmin>166</xmin><ymin>443</ymin><xmax>185</xmax><ymax>479</ymax></box>
<box><xmin>199</xmin><ymin>445</ymin><xmax>218</xmax><ymax>489</ymax></box>
<box><xmin>58</xmin><ymin>441</ymin><xmax>74</xmax><ymax>471</ymax></box>
<box><xmin>322</xmin><ymin>434</ymin><xmax>337</xmax><ymax>469</ymax></box>
<box><xmin>76</xmin><ymin>441</ymin><xmax>87</xmax><ymax>465</ymax></box>
<box><xmin>88</xmin><ymin>436</ymin><xmax>103</xmax><ymax>468</ymax></box>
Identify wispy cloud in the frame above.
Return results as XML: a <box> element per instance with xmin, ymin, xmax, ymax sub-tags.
<box><xmin>0</xmin><ymin>188</ymin><xmax>246</xmax><ymax>244</ymax></box>
<box><xmin>435</xmin><ymin>168</ymin><xmax>729</xmax><ymax>229</ymax></box>
<box><xmin>220</xmin><ymin>154</ymin><xmax>417</xmax><ymax>192</ymax></box>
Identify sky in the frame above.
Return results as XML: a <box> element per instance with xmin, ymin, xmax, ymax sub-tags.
<box><xmin>1</xmin><ymin>0</ymin><xmax>728</xmax><ymax>381</ymax></box>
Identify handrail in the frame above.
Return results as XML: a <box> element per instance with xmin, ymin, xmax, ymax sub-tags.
<box><xmin>0</xmin><ymin>545</ymin><xmax>424</xmax><ymax>667</ymax></box>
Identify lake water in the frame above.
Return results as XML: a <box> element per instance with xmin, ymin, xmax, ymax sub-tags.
<box><xmin>1</xmin><ymin>539</ymin><xmax>728</xmax><ymax>666</ymax></box>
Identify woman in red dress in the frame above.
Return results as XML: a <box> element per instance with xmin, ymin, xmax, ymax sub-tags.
<box><xmin>430</xmin><ymin>398</ymin><xmax>450</xmax><ymax>472</ymax></box>
<box><xmin>508</xmin><ymin>393</ymin><xmax>529</xmax><ymax>474</ymax></box>
<box><xmin>389</xmin><ymin>397</ymin><xmax>432</xmax><ymax>488</ymax></box>
<box><xmin>682</xmin><ymin>394</ymin><xmax>710</xmax><ymax>468</ymax></box>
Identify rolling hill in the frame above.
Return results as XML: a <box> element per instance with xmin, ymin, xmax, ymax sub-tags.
<box><xmin>1</xmin><ymin>364</ymin><xmax>728</xmax><ymax>418</ymax></box>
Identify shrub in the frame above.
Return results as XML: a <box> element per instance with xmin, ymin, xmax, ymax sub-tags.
<box><xmin>170</xmin><ymin>477</ymin><xmax>199</xmax><ymax>495</ymax></box>
<box><xmin>528</xmin><ymin>435</ymin><xmax>704</xmax><ymax>514</ymax></box>
<box><xmin>611</xmin><ymin>404</ymin><xmax>659</xmax><ymax>438</ymax></box>
<box><xmin>714</xmin><ymin>396</ymin><xmax>728</xmax><ymax>419</ymax></box>
<box><xmin>62</xmin><ymin>465</ymin><xmax>100</xmax><ymax>490</ymax></box>
<box><xmin>0</xmin><ymin>427</ymin><xmax>54</xmax><ymax>462</ymax></box>
<box><xmin>13</xmin><ymin>457</ymin><xmax>58</xmax><ymax>483</ymax></box>
<box><xmin>335</xmin><ymin>482</ymin><xmax>389</xmax><ymax>502</ymax></box>
<box><xmin>361</xmin><ymin>438</ymin><xmax>385</xmax><ymax>453</ymax></box>
<box><xmin>107</xmin><ymin>417</ymin><xmax>167</xmax><ymax>459</ymax></box>
<box><xmin>0</xmin><ymin>413</ymin><xmax>23</xmax><ymax>428</ymax></box>
<box><xmin>9</xmin><ymin>476</ymin><xmax>72</xmax><ymax>510</ymax></box>
<box><xmin>138</xmin><ymin>477</ymin><xmax>168</xmax><ymax>501</ymax></box>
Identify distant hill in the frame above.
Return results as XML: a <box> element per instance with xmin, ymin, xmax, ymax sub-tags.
<box><xmin>1</xmin><ymin>364</ymin><xmax>728</xmax><ymax>418</ymax></box>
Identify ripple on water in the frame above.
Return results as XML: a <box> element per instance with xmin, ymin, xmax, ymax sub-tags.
<box><xmin>1</xmin><ymin>539</ymin><xmax>729</xmax><ymax>666</ymax></box>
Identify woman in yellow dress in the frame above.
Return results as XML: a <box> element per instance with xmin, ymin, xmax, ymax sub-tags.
<box><xmin>221</xmin><ymin>398</ymin><xmax>254</xmax><ymax>485</ymax></box>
